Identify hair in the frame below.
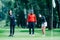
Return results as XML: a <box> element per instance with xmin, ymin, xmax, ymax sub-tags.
<box><xmin>8</xmin><ymin>10</ymin><xmax>10</xmax><ymax>15</ymax></box>
<box><xmin>8</xmin><ymin>9</ymin><xmax>12</xmax><ymax>15</ymax></box>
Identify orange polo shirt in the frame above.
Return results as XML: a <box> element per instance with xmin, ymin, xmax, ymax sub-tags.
<box><xmin>27</xmin><ymin>13</ymin><xmax>37</xmax><ymax>22</ymax></box>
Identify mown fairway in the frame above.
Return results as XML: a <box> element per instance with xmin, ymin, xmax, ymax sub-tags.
<box><xmin>0</xmin><ymin>27</ymin><xmax>60</xmax><ymax>40</ymax></box>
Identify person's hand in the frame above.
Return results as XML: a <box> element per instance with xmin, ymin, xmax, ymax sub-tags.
<box><xmin>27</xmin><ymin>22</ymin><xmax>28</xmax><ymax>25</ymax></box>
<box><xmin>35</xmin><ymin>22</ymin><xmax>37</xmax><ymax>25</ymax></box>
<box><xmin>15</xmin><ymin>20</ymin><xmax>17</xmax><ymax>22</ymax></box>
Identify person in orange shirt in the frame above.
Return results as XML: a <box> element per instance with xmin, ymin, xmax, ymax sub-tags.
<box><xmin>27</xmin><ymin>11</ymin><xmax>37</xmax><ymax>35</ymax></box>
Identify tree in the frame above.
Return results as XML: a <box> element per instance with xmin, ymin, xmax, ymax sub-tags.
<box><xmin>46</xmin><ymin>0</ymin><xmax>52</xmax><ymax>30</ymax></box>
<box><xmin>55</xmin><ymin>0</ymin><xmax>60</xmax><ymax>28</ymax></box>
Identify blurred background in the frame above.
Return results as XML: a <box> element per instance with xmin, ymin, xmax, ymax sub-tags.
<box><xmin>0</xmin><ymin>0</ymin><xmax>60</xmax><ymax>30</ymax></box>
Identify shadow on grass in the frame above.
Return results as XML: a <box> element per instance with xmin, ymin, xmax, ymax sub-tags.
<box><xmin>53</xmin><ymin>30</ymin><xmax>60</xmax><ymax>32</ymax></box>
<box><xmin>19</xmin><ymin>29</ymin><xmax>51</xmax><ymax>33</ymax></box>
<box><xmin>53</xmin><ymin>29</ymin><xmax>60</xmax><ymax>36</ymax></box>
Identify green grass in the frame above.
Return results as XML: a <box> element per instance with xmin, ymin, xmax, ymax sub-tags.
<box><xmin>0</xmin><ymin>27</ymin><xmax>60</xmax><ymax>40</ymax></box>
<box><xmin>53</xmin><ymin>29</ymin><xmax>60</xmax><ymax>37</ymax></box>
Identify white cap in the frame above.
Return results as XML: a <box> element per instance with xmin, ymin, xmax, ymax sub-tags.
<box><xmin>39</xmin><ymin>14</ymin><xmax>42</xmax><ymax>17</ymax></box>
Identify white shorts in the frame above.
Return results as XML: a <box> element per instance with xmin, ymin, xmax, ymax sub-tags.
<box><xmin>41</xmin><ymin>22</ymin><xmax>47</xmax><ymax>27</ymax></box>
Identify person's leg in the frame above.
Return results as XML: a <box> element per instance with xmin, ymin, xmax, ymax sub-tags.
<box><xmin>32</xmin><ymin>22</ymin><xmax>34</xmax><ymax>34</ymax></box>
<box><xmin>43</xmin><ymin>22</ymin><xmax>47</xmax><ymax>35</ymax></box>
<box><xmin>42</xmin><ymin>24</ymin><xmax>46</xmax><ymax>36</ymax></box>
<box><xmin>42</xmin><ymin>27</ymin><xmax>46</xmax><ymax>35</ymax></box>
<box><xmin>10</xmin><ymin>25</ymin><xmax>12</xmax><ymax>35</ymax></box>
<box><xmin>9</xmin><ymin>25</ymin><xmax>13</xmax><ymax>36</ymax></box>
<box><xmin>29</xmin><ymin>22</ymin><xmax>31</xmax><ymax>34</ymax></box>
<box><xmin>31</xmin><ymin>22</ymin><xmax>34</xmax><ymax>35</ymax></box>
<box><xmin>29</xmin><ymin>27</ymin><xmax>31</xmax><ymax>34</ymax></box>
<box><xmin>44</xmin><ymin>27</ymin><xmax>46</xmax><ymax>35</ymax></box>
<box><xmin>42</xmin><ymin>26</ymin><xmax>44</xmax><ymax>34</ymax></box>
<box><xmin>32</xmin><ymin>27</ymin><xmax>34</xmax><ymax>34</ymax></box>
<box><xmin>13</xmin><ymin>25</ymin><xmax>15</xmax><ymax>35</ymax></box>
<box><xmin>42</xmin><ymin>22</ymin><xmax>47</xmax><ymax>36</ymax></box>
<box><xmin>42</xmin><ymin>23</ymin><xmax>45</xmax><ymax>35</ymax></box>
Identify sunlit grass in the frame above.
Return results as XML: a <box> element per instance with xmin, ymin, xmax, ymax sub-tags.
<box><xmin>0</xmin><ymin>27</ymin><xmax>60</xmax><ymax>40</ymax></box>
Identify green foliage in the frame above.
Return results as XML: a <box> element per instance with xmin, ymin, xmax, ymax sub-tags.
<box><xmin>0</xmin><ymin>0</ymin><xmax>58</xmax><ymax>29</ymax></box>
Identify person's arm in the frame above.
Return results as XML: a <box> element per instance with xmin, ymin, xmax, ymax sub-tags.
<box><xmin>10</xmin><ymin>15</ymin><xmax>13</xmax><ymax>19</ymax></box>
<box><xmin>27</xmin><ymin>14</ymin><xmax>29</xmax><ymax>25</ymax></box>
<box><xmin>34</xmin><ymin>15</ymin><xmax>37</xmax><ymax>24</ymax></box>
<box><xmin>43</xmin><ymin>16</ymin><xmax>46</xmax><ymax>22</ymax></box>
<box><xmin>13</xmin><ymin>15</ymin><xmax>17</xmax><ymax>22</ymax></box>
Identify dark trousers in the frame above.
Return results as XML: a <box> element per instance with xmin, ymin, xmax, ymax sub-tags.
<box><xmin>10</xmin><ymin>25</ymin><xmax>15</xmax><ymax>35</ymax></box>
<box><xmin>28</xmin><ymin>22</ymin><xmax>35</xmax><ymax>34</ymax></box>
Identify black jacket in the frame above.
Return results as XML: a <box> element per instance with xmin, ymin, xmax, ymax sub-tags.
<box><xmin>10</xmin><ymin>14</ymin><xmax>15</xmax><ymax>26</ymax></box>
<box><xmin>41</xmin><ymin>16</ymin><xmax>46</xmax><ymax>23</ymax></box>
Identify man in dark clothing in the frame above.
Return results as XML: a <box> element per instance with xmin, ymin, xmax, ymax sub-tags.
<box><xmin>9</xmin><ymin>10</ymin><xmax>16</xmax><ymax>37</ymax></box>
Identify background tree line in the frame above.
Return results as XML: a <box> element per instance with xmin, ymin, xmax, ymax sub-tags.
<box><xmin>0</xmin><ymin>0</ymin><xmax>59</xmax><ymax>30</ymax></box>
